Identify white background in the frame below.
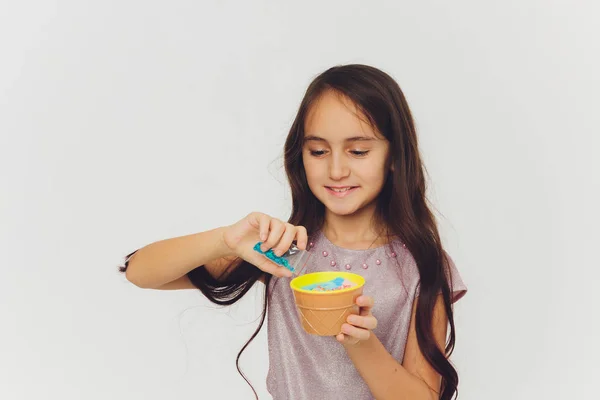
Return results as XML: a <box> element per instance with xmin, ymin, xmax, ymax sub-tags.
<box><xmin>1</xmin><ymin>1</ymin><xmax>598</xmax><ymax>399</ymax></box>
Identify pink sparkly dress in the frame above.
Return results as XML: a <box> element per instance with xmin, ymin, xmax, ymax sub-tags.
<box><xmin>266</xmin><ymin>230</ymin><xmax>467</xmax><ymax>399</ymax></box>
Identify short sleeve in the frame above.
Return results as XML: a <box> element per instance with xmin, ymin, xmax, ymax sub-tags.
<box><xmin>413</xmin><ymin>252</ymin><xmax>467</xmax><ymax>303</ymax></box>
<box><xmin>445</xmin><ymin>252</ymin><xmax>467</xmax><ymax>303</ymax></box>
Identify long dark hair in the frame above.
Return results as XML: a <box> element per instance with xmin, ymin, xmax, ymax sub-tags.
<box><xmin>120</xmin><ymin>64</ymin><xmax>461</xmax><ymax>399</ymax></box>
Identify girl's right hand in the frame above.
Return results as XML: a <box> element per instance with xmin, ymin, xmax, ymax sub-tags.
<box><xmin>222</xmin><ymin>212</ymin><xmax>308</xmax><ymax>278</ymax></box>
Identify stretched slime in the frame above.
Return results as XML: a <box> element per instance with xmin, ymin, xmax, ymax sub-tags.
<box><xmin>253</xmin><ymin>242</ymin><xmax>293</xmax><ymax>272</ymax></box>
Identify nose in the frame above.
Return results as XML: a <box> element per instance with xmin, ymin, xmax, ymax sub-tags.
<box><xmin>329</xmin><ymin>152</ymin><xmax>350</xmax><ymax>180</ymax></box>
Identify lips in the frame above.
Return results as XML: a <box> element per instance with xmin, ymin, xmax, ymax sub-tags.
<box><xmin>325</xmin><ymin>186</ymin><xmax>358</xmax><ymax>197</ymax></box>
<box><xmin>327</xmin><ymin>186</ymin><xmax>355</xmax><ymax>192</ymax></box>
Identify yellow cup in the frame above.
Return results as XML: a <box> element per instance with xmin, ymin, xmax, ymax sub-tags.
<box><xmin>290</xmin><ymin>271</ymin><xmax>366</xmax><ymax>336</ymax></box>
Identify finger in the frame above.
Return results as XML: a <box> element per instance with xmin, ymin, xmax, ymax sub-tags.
<box><xmin>273</xmin><ymin>224</ymin><xmax>297</xmax><ymax>256</ymax></box>
<box><xmin>246</xmin><ymin>212</ymin><xmax>259</xmax><ymax>230</ymax></box>
<box><xmin>258</xmin><ymin>213</ymin><xmax>271</xmax><ymax>242</ymax></box>
<box><xmin>336</xmin><ymin>333</ymin><xmax>358</xmax><ymax>345</ymax></box>
<box><xmin>357</xmin><ymin>296</ymin><xmax>375</xmax><ymax>315</ymax></box>
<box><xmin>341</xmin><ymin>323</ymin><xmax>371</xmax><ymax>341</ymax></box>
<box><xmin>295</xmin><ymin>225</ymin><xmax>308</xmax><ymax>250</ymax></box>
<box><xmin>261</xmin><ymin>219</ymin><xmax>285</xmax><ymax>251</ymax></box>
<box><xmin>336</xmin><ymin>333</ymin><xmax>359</xmax><ymax>345</ymax></box>
<box><xmin>347</xmin><ymin>314</ymin><xmax>378</xmax><ymax>330</ymax></box>
<box><xmin>356</xmin><ymin>295</ymin><xmax>374</xmax><ymax>308</ymax></box>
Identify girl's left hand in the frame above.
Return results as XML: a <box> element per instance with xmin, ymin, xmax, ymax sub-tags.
<box><xmin>336</xmin><ymin>295</ymin><xmax>377</xmax><ymax>346</ymax></box>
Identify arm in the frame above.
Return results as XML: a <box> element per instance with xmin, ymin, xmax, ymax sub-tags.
<box><xmin>123</xmin><ymin>227</ymin><xmax>234</xmax><ymax>289</ymax></box>
<box><xmin>122</xmin><ymin>212</ymin><xmax>306</xmax><ymax>290</ymax></box>
<box><xmin>341</xmin><ymin>295</ymin><xmax>447</xmax><ymax>400</ymax></box>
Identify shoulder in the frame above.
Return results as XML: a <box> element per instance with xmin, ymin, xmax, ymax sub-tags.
<box><xmin>394</xmin><ymin>243</ymin><xmax>467</xmax><ymax>303</ymax></box>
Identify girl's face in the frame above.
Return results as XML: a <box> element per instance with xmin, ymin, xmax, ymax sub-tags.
<box><xmin>302</xmin><ymin>90</ymin><xmax>391</xmax><ymax>217</ymax></box>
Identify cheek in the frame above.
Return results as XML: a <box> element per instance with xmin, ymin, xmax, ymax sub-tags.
<box><xmin>303</xmin><ymin>156</ymin><xmax>321</xmax><ymax>178</ymax></box>
<box><xmin>356</xmin><ymin>161</ymin><xmax>388</xmax><ymax>184</ymax></box>
<box><xmin>302</xmin><ymin>158</ymin><xmax>320</xmax><ymax>188</ymax></box>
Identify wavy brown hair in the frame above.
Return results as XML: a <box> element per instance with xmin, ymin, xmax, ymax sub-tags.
<box><xmin>120</xmin><ymin>64</ymin><xmax>461</xmax><ymax>399</ymax></box>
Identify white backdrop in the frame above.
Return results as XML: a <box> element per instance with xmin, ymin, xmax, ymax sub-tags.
<box><xmin>1</xmin><ymin>1</ymin><xmax>598</xmax><ymax>399</ymax></box>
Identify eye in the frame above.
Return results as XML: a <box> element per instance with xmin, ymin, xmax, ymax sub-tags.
<box><xmin>309</xmin><ymin>150</ymin><xmax>327</xmax><ymax>156</ymax></box>
<box><xmin>350</xmin><ymin>150</ymin><xmax>369</xmax><ymax>156</ymax></box>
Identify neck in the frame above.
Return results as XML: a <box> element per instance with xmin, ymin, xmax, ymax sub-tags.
<box><xmin>322</xmin><ymin>204</ymin><xmax>388</xmax><ymax>249</ymax></box>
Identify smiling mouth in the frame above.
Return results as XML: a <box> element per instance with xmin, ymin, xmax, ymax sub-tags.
<box><xmin>326</xmin><ymin>186</ymin><xmax>357</xmax><ymax>192</ymax></box>
<box><xmin>324</xmin><ymin>186</ymin><xmax>359</xmax><ymax>198</ymax></box>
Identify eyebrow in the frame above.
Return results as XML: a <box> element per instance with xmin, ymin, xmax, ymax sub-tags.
<box><xmin>303</xmin><ymin>135</ymin><xmax>377</xmax><ymax>142</ymax></box>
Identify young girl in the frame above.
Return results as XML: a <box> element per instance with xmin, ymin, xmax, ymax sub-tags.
<box><xmin>120</xmin><ymin>64</ymin><xmax>467</xmax><ymax>400</ymax></box>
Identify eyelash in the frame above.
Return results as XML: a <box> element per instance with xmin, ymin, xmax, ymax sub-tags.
<box><xmin>309</xmin><ymin>150</ymin><xmax>369</xmax><ymax>157</ymax></box>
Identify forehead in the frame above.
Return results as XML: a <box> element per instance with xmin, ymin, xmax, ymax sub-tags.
<box><xmin>304</xmin><ymin>90</ymin><xmax>383</xmax><ymax>143</ymax></box>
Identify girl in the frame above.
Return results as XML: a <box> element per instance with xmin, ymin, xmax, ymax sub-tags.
<box><xmin>120</xmin><ymin>64</ymin><xmax>467</xmax><ymax>400</ymax></box>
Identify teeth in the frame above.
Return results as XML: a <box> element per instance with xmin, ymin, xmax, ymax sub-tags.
<box><xmin>331</xmin><ymin>187</ymin><xmax>351</xmax><ymax>192</ymax></box>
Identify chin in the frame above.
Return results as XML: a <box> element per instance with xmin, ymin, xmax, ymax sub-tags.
<box><xmin>321</xmin><ymin>201</ymin><xmax>361</xmax><ymax>216</ymax></box>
